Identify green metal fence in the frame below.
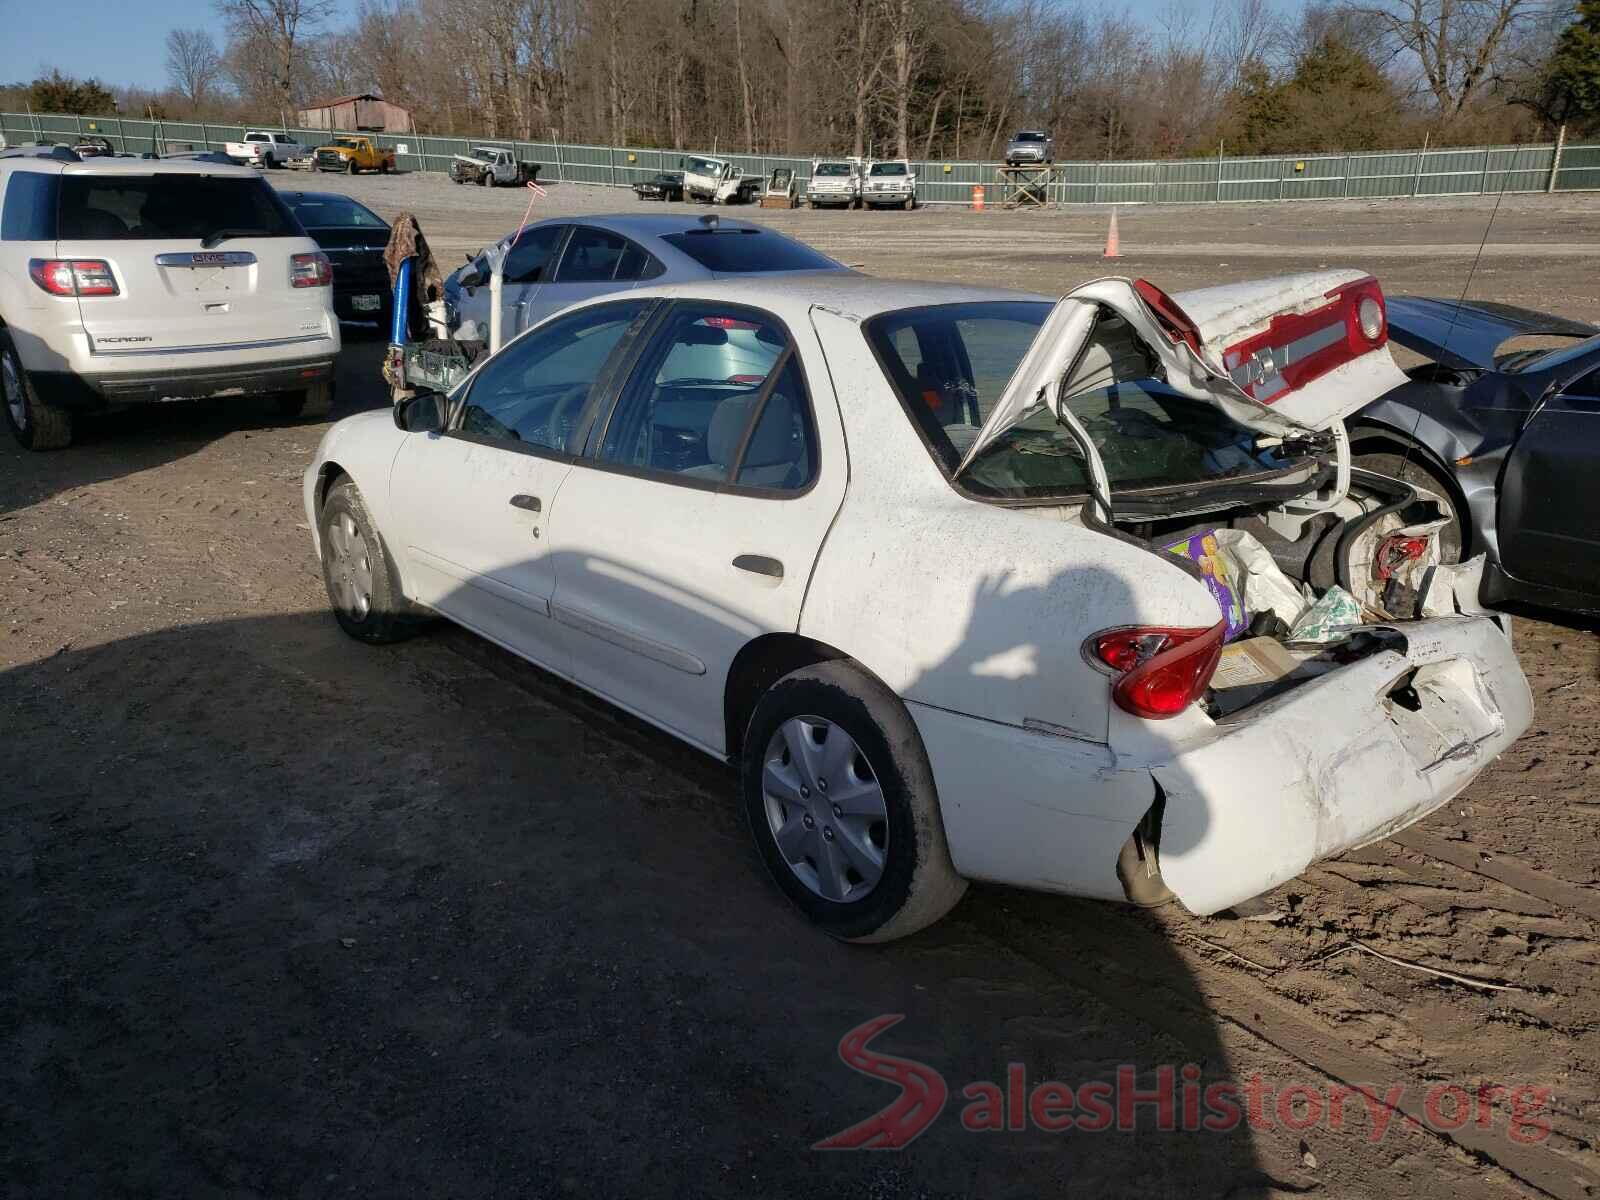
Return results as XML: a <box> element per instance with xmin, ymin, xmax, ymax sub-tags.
<box><xmin>4</xmin><ymin>109</ymin><xmax>1595</xmax><ymax>206</ymax></box>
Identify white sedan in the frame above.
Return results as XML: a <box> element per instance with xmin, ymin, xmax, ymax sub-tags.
<box><xmin>303</xmin><ymin>272</ymin><xmax>1532</xmax><ymax>941</ymax></box>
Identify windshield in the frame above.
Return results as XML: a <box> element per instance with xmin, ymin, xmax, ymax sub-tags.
<box><xmin>814</xmin><ymin>163</ymin><xmax>853</xmax><ymax>177</ymax></box>
<box><xmin>57</xmin><ymin>174</ymin><xmax>300</xmax><ymax>242</ymax></box>
<box><xmin>472</xmin><ymin>148</ymin><xmax>503</xmax><ymax>158</ymax></box>
<box><xmin>869</xmin><ymin>162</ymin><xmax>907</xmax><ymax>176</ymax></box>
<box><xmin>1014</xmin><ymin>132</ymin><xmax>1046</xmax><ymax>142</ymax></box>
<box><xmin>334</xmin><ymin>138</ymin><xmax>362</xmax><ymax>149</ymax></box>
<box><xmin>686</xmin><ymin>157</ymin><xmax>723</xmax><ymax>175</ymax></box>
<box><xmin>659</xmin><ymin>228</ymin><xmax>839</xmax><ymax>273</ymax></box>
<box><xmin>1510</xmin><ymin>334</ymin><xmax>1600</xmax><ymax>376</ymax></box>
<box><xmin>286</xmin><ymin>194</ymin><xmax>386</xmax><ymax>229</ymax></box>
<box><xmin>866</xmin><ymin>302</ymin><xmax>1301</xmax><ymax>501</ymax></box>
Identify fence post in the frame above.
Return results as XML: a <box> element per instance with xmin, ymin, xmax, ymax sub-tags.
<box><xmin>1548</xmin><ymin>125</ymin><xmax>1567</xmax><ymax>192</ymax></box>
<box><xmin>1412</xmin><ymin>132</ymin><xmax>1429</xmax><ymax>197</ymax></box>
<box><xmin>1480</xmin><ymin>147</ymin><xmax>1492</xmax><ymax>194</ymax></box>
<box><xmin>1342</xmin><ymin>153</ymin><xmax>1351</xmax><ymax>197</ymax></box>
<box><xmin>554</xmin><ymin>136</ymin><xmax>564</xmax><ymax>184</ymax></box>
<box><xmin>609</xmin><ymin>144</ymin><xmax>616</xmax><ymax>188</ymax></box>
<box><xmin>1092</xmin><ymin>160</ymin><xmax>1101</xmax><ymax>205</ymax></box>
<box><xmin>116</xmin><ymin>115</ymin><xmax>125</xmax><ymax>152</ymax></box>
<box><xmin>1216</xmin><ymin>141</ymin><xmax>1223</xmax><ymax>202</ymax></box>
<box><xmin>1277</xmin><ymin>157</ymin><xmax>1285</xmax><ymax>201</ymax></box>
<box><xmin>200</xmin><ymin>122</ymin><xmax>209</xmax><ymax>151</ymax></box>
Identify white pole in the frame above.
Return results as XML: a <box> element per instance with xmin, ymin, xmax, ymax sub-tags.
<box><xmin>489</xmin><ymin>266</ymin><xmax>504</xmax><ymax>353</ymax></box>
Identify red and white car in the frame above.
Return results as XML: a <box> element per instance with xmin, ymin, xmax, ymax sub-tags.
<box><xmin>303</xmin><ymin>269</ymin><xmax>1531</xmax><ymax>940</ymax></box>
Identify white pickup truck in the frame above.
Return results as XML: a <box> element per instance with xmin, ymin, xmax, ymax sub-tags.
<box><xmin>449</xmin><ymin>147</ymin><xmax>536</xmax><ymax>187</ymax></box>
<box><xmin>682</xmin><ymin>155</ymin><xmax>760</xmax><ymax>205</ymax></box>
<box><xmin>224</xmin><ymin>131</ymin><xmax>308</xmax><ymax>169</ymax></box>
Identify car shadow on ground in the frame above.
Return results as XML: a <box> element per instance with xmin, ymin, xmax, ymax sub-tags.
<box><xmin>0</xmin><ymin>329</ymin><xmax>389</xmax><ymax>517</ymax></box>
<box><xmin>1</xmin><ymin>548</ymin><xmax>1305</xmax><ymax>1194</ymax></box>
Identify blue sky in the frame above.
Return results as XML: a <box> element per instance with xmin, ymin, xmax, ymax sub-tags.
<box><xmin>0</xmin><ymin>0</ymin><xmax>363</xmax><ymax>88</ymax></box>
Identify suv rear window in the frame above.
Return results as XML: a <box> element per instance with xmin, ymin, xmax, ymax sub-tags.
<box><xmin>659</xmin><ymin>228</ymin><xmax>838</xmax><ymax>273</ymax></box>
<box><xmin>58</xmin><ymin>174</ymin><xmax>300</xmax><ymax>242</ymax></box>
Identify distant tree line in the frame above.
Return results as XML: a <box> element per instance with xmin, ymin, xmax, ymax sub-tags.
<box><xmin>4</xmin><ymin>0</ymin><xmax>1599</xmax><ymax>158</ymax></box>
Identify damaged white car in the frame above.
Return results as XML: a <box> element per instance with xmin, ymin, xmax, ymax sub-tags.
<box><xmin>303</xmin><ymin>271</ymin><xmax>1532</xmax><ymax>941</ymax></box>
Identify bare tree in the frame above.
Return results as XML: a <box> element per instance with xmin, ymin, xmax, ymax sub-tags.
<box><xmin>1352</xmin><ymin>0</ymin><xmax>1543</xmax><ymax>117</ymax></box>
<box><xmin>165</xmin><ymin>28</ymin><xmax>224</xmax><ymax>112</ymax></box>
<box><xmin>215</xmin><ymin>0</ymin><xmax>337</xmax><ymax>109</ymax></box>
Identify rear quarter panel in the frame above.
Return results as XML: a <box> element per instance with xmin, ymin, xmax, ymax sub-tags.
<box><xmin>800</xmin><ymin>308</ymin><xmax>1221</xmax><ymax>745</ymax></box>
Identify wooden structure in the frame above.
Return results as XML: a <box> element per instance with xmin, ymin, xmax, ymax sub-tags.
<box><xmin>995</xmin><ymin>164</ymin><xmax>1060</xmax><ymax>208</ymax></box>
<box><xmin>297</xmin><ymin>94</ymin><xmax>413</xmax><ymax>135</ymax></box>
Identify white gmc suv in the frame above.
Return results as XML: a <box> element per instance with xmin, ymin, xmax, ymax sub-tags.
<box><xmin>0</xmin><ymin>146</ymin><xmax>340</xmax><ymax>449</ymax></box>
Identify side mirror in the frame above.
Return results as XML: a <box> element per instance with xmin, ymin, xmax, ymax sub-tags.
<box><xmin>395</xmin><ymin>389</ymin><xmax>448</xmax><ymax>433</ymax></box>
<box><xmin>459</xmin><ymin>266</ymin><xmax>484</xmax><ymax>290</ymax></box>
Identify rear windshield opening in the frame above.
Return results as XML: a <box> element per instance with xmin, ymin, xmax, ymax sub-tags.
<box><xmin>866</xmin><ymin>301</ymin><xmax>1322</xmax><ymax>503</ymax></box>
<box><xmin>58</xmin><ymin>174</ymin><xmax>299</xmax><ymax>242</ymax></box>
<box><xmin>659</xmin><ymin>228</ymin><xmax>838</xmax><ymax>273</ymax></box>
<box><xmin>285</xmin><ymin>195</ymin><xmax>386</xmax><ymax>229</ymax></box>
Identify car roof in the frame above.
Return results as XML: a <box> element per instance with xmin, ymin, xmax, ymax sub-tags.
<box><xmin>278</xmin><ymin>189</ymin><xmax>382</xmax><ymax>211</ymax></box>
<box><xmin>55</xmin><ymin>157</ymin><xmax>262</xmax><ymax>178</ymax></box>
<box><xmin>620</xmin><ymin>273</ymin><xmax>1047</xmax><ymax>321</ymax></box>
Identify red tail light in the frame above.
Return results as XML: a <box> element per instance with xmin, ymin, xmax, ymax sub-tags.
<box><xmin>1087</xmin><ymin>621</ymin><xmax>1226</xmax><ymax>719</ymax></box>
<box><xmin>291</xmin><ymin>251</ymin><xmax>333</xmax><ymax>288</ymax></box>
<box><xmin>1133</xmin><ymin>279</ymin><xmax>1203</xmax><ymax>356</ymax></box>
<box><xmin>1221</xmin><ymin>276</ymin><xmax>1387</xmax><ymax>404</ymax></box>
<box><xmin>29</xmin><ymin>258</ymin><xmax>119</xmax><ymax>297</ymax></box>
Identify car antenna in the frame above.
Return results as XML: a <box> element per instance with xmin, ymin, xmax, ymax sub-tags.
<box><xmin>1390</xmin><ymin>141</ymin><xmax>1520</xmax><ymax>496</ymax></box>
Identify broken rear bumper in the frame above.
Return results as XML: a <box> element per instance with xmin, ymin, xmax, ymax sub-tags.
<box><xmin>1154</xmin><ymin>614</ymin><xmax>1532</xmax><ymax>915</ymax></box>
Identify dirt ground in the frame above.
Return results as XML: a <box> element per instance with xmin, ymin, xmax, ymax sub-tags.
<box><xmin>3</xmin><ymin>176</ymin><xmax>1599</xmax><ymax>1199</ymax></box>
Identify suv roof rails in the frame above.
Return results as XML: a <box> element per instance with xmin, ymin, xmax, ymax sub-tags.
<box><xmin>0</xmin><ymin>144</ymin><xmax>81</xmax><ymax>163</ymax></box>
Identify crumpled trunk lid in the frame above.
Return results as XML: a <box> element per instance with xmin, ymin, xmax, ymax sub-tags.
<box><xmin>958</xmin><ymin>271</ymin><xmax>1406</xmax><ymax>478</ymax></box>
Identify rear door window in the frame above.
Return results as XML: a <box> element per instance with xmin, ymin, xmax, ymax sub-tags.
<box><xmin>596</xmin><ymin>303</ymin><xmax>815</xmax><ymax>490</ymax></box>
<box><xmin>57</xmin><ymin>175</ymin><xmax>299</xmax><ymax>241</ymax></box>
<box><xmin>555</xmin><ymin>227</ymin><xmax>648</xmax><ymax>283</ymax></box>
<box><xmin>1</xmin><ymin>171</ymin><xmax>60</xmax><ymax>241</ymax></box>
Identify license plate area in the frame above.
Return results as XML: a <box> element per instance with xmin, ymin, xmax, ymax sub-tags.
<box><xmin>353</xmin><ymin>294</ymin><xmax>382</xmax><ymax>312</ymax></box>
<box><xmin>1383</xmin><ymin>659</ymin><xmax>1502</xmax><ymax>772</ymax></box>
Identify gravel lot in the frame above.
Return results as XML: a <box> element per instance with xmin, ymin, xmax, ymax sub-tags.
<box><xmin>4</xmin><ymin>173</ymin><xmax>1599</xmax><ymax>1199</ymax></box>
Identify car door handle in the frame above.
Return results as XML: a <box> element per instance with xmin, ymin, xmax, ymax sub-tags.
<box><xmin>509</xmin><ymin>494</ymin><xmax>541</xmax><ymax>512</ymax></box>
<box><xmin>733</xmin><ymin>554</ymin><xmax>783</xmax><ymax>579</ymax></box>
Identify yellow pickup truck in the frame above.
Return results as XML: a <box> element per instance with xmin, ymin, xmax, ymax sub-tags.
<box><xmin>314</xmin><ymin>135</ymin><xmax>395</xmax><ymax>175</ymax></box>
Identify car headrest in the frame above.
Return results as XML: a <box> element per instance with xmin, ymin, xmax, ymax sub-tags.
<box><xmin>706</xmin><ymin>390</ymin><xmax>796</xmax><ymax>468</ymax></box>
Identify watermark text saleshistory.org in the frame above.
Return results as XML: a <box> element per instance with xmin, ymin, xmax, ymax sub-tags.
<box><xmin>814</xmin><ymin>1015</ymin><xmax>1553</xmax><ymax>1150</ymax></box>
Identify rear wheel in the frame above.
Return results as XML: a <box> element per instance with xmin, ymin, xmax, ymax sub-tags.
<box><xmin>1</xmin><ymin>329</ymin><xmax>73</xmax><ymax>450</ymax></box>
<box><xmin>319</xmin><ymin>480</ymin><xmax>419</xmax><ymax>644</ymax></box>
<box><xmin>741</xmin><ymin>660</ymin><xmax>967</xmax><ymax>942</ymax></box>
<box><xmin>1352</xmin><ymin>449</ymin><xmax>1465</xmax><ymax>562</ymax></box>
<box><xmin>273</xmin><ymin>381</ymin><xmax>334</xmax><ymax>421</ymax></box>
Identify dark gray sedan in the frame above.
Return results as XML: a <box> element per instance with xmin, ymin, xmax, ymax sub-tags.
<box><xmin>1351</xmin><ymin>297</ymin><xmax>1600</xmax><ymax>614</ymax></box>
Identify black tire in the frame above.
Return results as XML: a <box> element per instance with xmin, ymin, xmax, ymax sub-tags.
<box><xmin>483</xmin><ymin>172</ymin><xmax>494</xmax><ymax>188</ymax></box>
<box><xmin>1352</xmin><ymin>449</ymin><xmax>1465</xmax><ymax>561</ymax></box>
<box><xmin>741</xmin><ymin>660</ymin><xmax>967</xmax><ymax>942</ymax></box>
<box><xmin>346</xmin><ymin>157</ymin><xmax>357</xmax><ymax>175</ymax></box>
<box><xmin>0</xmin><ymin>329</ymin><xmax>73</xmax><ymax>450</ymax></box>
<box><xmin>318</xmin><ymin>480</ymin><xmax>419</xmax><ymax>644</ymax></box>
<box><xmin>380</xmin><ymin>159</ymin><xmax>390</xmax><ymax>174</ymax></box>
<box><xmin>273</xmin><ymin>380</ymin><xmax>334</xmax><ymax>421</ymax></box>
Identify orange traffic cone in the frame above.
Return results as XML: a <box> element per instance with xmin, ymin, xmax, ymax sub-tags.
<box><xmin>1102</xmin><ymin>207</ymin><xmax>1122</xmax><ymax>258</ymax></box>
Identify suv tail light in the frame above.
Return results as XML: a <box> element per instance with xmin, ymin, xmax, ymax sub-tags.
<box><xmin>1087</xmin><ymin>621</ymin><xmax>1226</xmax><ymax>719</ymax></box>
<box><xmin>1133</xmin><ymin>279</ymin><xmax>1203</xmax><ymax>356</ymax></box>
<box><xmin>291</xmin><ymin>251</ymin><xmax>333</xmax><ymax>288</ymax></box>
<box><xmin>29</xmin><ymin>258</ymin><xmax>119</xmax><ymax>297</ymax></box>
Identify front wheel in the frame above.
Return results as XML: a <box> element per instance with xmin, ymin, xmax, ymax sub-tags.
<box><xmin>346</xmin><ymin>157</ymin><xmax>357</xmax><ymax>175</ymax></box>
<box><xmin>742</xmin><ymin>660</ymin><xmax>967</xmax><ymax>942</ymax></box>
<box><xmin>319</xmin><ymin>480</ymin><xmax>421</xmax><ymax>644</ymax></box>
<box><xmin>1352</xmin><ymin>449</ymin><xmax>1465</xmax><ymax>561</ymax></box>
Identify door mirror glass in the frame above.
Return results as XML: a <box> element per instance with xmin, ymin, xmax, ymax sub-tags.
<box><xmin>459</xmin><ymin>265</ymin><xmax>484</xmax><ymax>290</ymax></box>
<box><xmin>395</xmin><ymin>389</ymin><xmax>447</xmax><ymax>432</ymax></box>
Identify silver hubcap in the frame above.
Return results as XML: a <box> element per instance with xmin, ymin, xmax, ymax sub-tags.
<box><xmin>2</xmin><ymin>349</ymin><xmax>26</xmax><ymax>431</ymax></box>
<box><xmin>325</xmin><ymin>511</ymin><xmax>374</xmax><ymax>620</ymax></box>
<box><xmin>762</xmin><ymin>715</ymin><xmax>889</xmax><ymax>902</ymax></box>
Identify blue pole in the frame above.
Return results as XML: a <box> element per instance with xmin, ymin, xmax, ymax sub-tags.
<box><xmin>390</xmin><ymin>256</ymin><xmax>413</xmax><ymax>345</ymax></box>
